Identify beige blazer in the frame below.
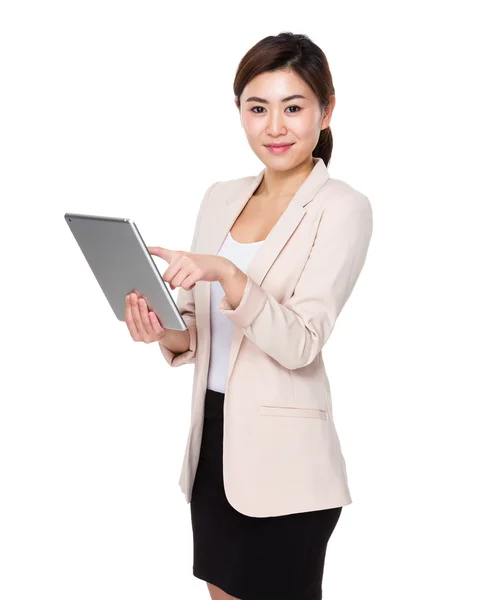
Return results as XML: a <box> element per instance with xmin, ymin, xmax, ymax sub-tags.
<box><xmin>159</xmin><ymin>157</ymin><xmax>373</xmax><ymax>517</ymax></box>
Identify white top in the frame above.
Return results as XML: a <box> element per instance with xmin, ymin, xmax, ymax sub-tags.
<box><xmin>207</xmin><ymin>231</ymin><xmax>265</xmax><ymax>393</ymax></box>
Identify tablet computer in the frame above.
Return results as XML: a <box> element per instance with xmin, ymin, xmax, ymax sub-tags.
<box><xmin>64</xmin><ymin>212</ymin><xmax>187</xmax><ymax>331</ymax></box>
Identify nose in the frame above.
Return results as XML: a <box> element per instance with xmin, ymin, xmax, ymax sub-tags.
<box><xmin>266</xmin><ymin>109</ymin><xmax>287</xmax><ymax>136</ymax></box>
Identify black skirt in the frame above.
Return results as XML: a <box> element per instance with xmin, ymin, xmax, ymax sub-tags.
<box><xmin>190</xmin><ymin>388</ymin><xmax>343</xmax><ymax>600</ymax></box>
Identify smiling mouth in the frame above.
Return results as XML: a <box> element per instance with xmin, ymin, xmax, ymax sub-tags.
<box><xmin>264</xmin><ymin>143</ymin><xmax>295</xmax><ymax>154</ymax></box>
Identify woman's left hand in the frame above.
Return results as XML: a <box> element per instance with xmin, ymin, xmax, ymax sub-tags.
<box><xmin>147</xmin><ymin>246</ymin><xmax>235</xmax><ymax>291</ymax></box>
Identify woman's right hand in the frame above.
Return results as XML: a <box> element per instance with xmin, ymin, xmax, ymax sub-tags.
<box><xmin>125</xmin><ymin>292</ymin><xmax>167</xmax><ymax>343</ymax></box>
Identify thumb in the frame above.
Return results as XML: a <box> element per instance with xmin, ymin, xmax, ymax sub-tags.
<box><xmin>147</xmin><ymin>246</ymin><xmax>173</xmax><ymax>262</ymax></box>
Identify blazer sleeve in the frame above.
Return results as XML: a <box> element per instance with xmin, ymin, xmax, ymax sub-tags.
<box><xmin>218</xmin><ymin>195</ymin><xmax>373</xmax><ymax>370</ymax></box>
<box><xmin>159</xmin><ymin>181</ymin><xmax>218</xmax><ymax>367</ymax></box>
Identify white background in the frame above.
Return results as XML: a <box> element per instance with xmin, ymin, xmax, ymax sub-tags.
<box><xmin>1</xmin><ymin>1</ymin><xmax>480</xmax><ymax>598</ymax></box>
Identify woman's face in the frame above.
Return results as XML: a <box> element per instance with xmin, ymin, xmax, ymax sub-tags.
<box><xmin>237</xmin><ymin>68</ymin><xmax>334</xmax><ymax>170</ymax></box>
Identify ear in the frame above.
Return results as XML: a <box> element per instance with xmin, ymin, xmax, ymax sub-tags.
<box><xmin>235</xmin><ymin>98</ymin><xmax>244</xmax><ymax>128</ymax></box>
<box><xmin>321</xmin><ymin>95</ymin><xmax>336</xmax><ymax>129</ymax></box>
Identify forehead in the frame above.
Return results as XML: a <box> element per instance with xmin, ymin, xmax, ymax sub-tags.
<box><xmin>243</xmin><ymin>69</ymin><xmax>314</xmax><ymax>100</ymax></box>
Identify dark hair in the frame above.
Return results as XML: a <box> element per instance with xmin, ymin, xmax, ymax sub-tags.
<box><xmin>233</xmin><ymin>32</ymin><xmax>335</xmax><ymax>167</ymax></box>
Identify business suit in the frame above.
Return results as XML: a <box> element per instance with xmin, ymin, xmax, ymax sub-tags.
<box><xmin>159</xmin><ymin>156</ymin><xmax>373</xmax><ymax>518</ymax></box>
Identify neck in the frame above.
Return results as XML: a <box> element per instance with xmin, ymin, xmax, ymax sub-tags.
<box><xmin>257</xmin><ymin>156</ymin><xmax>315</xmax><ymax>200</ymax></box>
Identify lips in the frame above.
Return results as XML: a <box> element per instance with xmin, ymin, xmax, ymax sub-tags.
<box><xmin>265</xmin><ymin>143</ymin><xmax>294</xmax><ymax>148</ymax></box>
<box><xmin>264</xmin><ymin>142</ymin><xmax>295</xmax><ymax>154</ymax></box>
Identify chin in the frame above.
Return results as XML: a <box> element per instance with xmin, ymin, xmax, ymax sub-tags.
<box><xmin>252</xmin><ymin>145</ymin><xmax>300</xmax><ymax>168</ymax></box>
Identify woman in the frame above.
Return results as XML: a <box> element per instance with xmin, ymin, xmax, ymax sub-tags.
<box><xmin>125</xmin><ymin>32</ymin><xmax>373</xmax><ymax>600</ymax></box>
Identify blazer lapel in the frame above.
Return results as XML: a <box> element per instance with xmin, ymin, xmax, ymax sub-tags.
<box><xmin>197</xmin><ymin>157</ymin><xmax>331</xmax><ymax>387</ymax></box>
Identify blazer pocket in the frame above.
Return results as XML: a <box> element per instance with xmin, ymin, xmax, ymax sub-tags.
<box><xmin>259</xmin><ymin>405</ymin><xmax>328</xmax><ymax>420</ymax></box>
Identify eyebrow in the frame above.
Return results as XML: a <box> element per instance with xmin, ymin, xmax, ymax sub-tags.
<box><xmin>244</xmin><ymin>94</ymin><xmax>307</xmax><ymax>104</ymax></box>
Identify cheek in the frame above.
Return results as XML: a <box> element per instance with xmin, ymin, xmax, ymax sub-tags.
<box><xmin>243</xmin><ymin>113</ymin><xmax>264</xmax><ymax>136</ymax></box>
<box><xmin>291</xmin><ymin>113</ymin><xmax>320</xmax><ymax>139</ymax></box>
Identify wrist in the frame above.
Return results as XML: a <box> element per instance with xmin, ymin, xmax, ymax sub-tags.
<box><xmin>218</xmin><ymin>259</ymin><xmax>238</xmax><ymax>284</ymax></box>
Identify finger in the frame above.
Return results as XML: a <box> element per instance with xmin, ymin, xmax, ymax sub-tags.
<box><xmin>170</xmin><ymin>257</ymin><xmax>200</xmax><ymax>290</ymax></box>
<box><xmin>179</xmin><ymin>271</ymin><xmax>199</xmax><ymax>291</ymax></box>
<box><xmin>147</xmin><ymin>246</ymin><xmax>173</xmax><ymax>263</ymax></box>
<box><xmin>137</xmin><ymin>297</ymin><xmax>156</xmax><ymax>338</ymax></box>
<box><xmin>125</xmin><ymin>294</ymin><xmax>141</xmax><ymax>341</ymax></box>
<box><xmin>164</xmin><ymin>255</ymin><xmax>189</xmax><ymax>288</ymax></box>
<box><xmin>148</xmin><ymin>310</ymin><xmax>164</xmax><ymax>338</ymax></box>
<box><xmin>130</xmin><ymin>293</ymin><xmax>150</xmax><ymax>340</ymax></box>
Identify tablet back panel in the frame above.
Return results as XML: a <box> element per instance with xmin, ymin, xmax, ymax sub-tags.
<box><xmin>64</xmin><ymin>213</ymin><xmax>187</xmax><ymax>331</ymax></box>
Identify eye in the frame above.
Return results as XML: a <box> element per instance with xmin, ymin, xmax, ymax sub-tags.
<box><xmin>250</xmin><ymin>106</ymin><xmax>266</xmax><ymax>114</ymax></box>
<box><xmin>250</xmin><ymin>105</ymin><xmax>302</xmax><ymax>114</ymax></box>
